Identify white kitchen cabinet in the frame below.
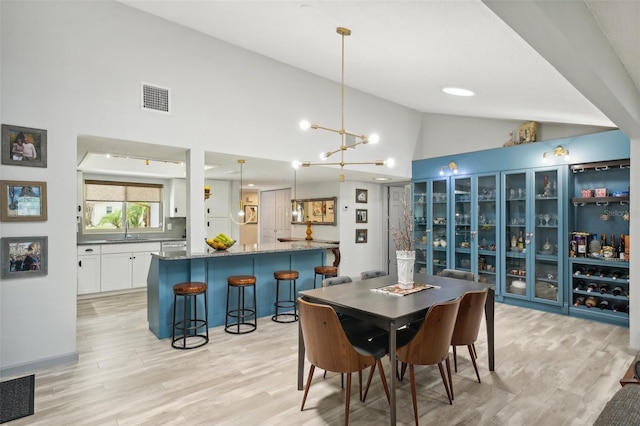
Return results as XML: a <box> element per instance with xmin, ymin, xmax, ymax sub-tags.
<box><xmin>100</xmin><ymin>242</ymin><xmax>160</xmax><ymax>292</ymax></box>
<box><xmin>77</xmin><ymin>245</ymin><xmax>101</xmax><ymax>295</ymax></box>
<box><xmin>169</xmin><ymin>178</ymin><xmax>187</xmax><ymax>217</ymax></box>
<box><xmin>205</xmin><ymin>179</ymin><xmax>230</xmax><ymax>217</ymax></box>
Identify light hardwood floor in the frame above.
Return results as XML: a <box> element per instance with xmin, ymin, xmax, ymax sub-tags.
<box><xmin>7</xmin><ymin>291</ymin><xmax>633</xmax><ymax>425</ymax></box>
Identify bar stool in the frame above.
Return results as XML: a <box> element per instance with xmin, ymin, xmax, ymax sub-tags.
<box><xmin>272</xmin><ymin>270</ymin><xmax>299</xmax><ymax>323</ymax></box>
<box><xmin>313</xmin><ymin>265</ymin><xmax>338</xmax><ymax>289</ymax></box>
<box><xmin>225</xmin><ymin>275</ymin><xmax>257</xmax><ymax>334</ymax></box>
<box><xmin>171</xmin><ymin>282</ymin><xmax>209</xmax><ymax>349</ymax></box>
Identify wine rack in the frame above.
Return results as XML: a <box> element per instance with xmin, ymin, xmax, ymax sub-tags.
<box><xmin>569</xmin><ymin>258</ymin><xmax>629</xmax><ymax>326</ymax></box>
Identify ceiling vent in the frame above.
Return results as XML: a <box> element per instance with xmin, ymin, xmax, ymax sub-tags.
<box><xmin>141</xmin><ymin>82</ymin><xmax>170</xmax><ymax>114</ymax></box>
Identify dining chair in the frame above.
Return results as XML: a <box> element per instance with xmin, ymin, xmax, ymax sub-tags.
<box><xmin>323</xmin><ymin>275</ymin><xmax>354</xmax><ymax>287</ymax></box>
<box><xmin>395</xmin><ymin>298</ymin><xmax>461</xmax><ymax>426</ymax></box>
<box><xmin>360</xmin><ymin>270</ymin><xmax>388</xmax><ymax>280</ymax></box>
<box><xmin>298</xmin><ymin>298</ymin><xmax>390</xmax><ymax>425</ymax></box>
<box><xmin>450</xmin><ymin>288</ymin><xmax>489</xmax><ymax>387</ymax></box>
<box><xmin>440</xmin><ymin>268</ymin><xmax>475</xmax><ymax>281</ymax></box>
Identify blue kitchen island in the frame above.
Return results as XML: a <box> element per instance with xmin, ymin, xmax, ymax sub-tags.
<box><xmin>147</xmin><ymin>241</ymin><xmax>336</xmax><ymax>339</ymax></box>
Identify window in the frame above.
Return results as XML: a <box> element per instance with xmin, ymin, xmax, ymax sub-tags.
<box><xmin>83</xmin><ymin>180</ymin><xmax>162</xmax><ymax>232</ymax></box>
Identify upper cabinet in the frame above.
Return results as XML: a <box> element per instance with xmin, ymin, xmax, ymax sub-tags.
<box><xmin>169</xmin><ymin>178</ymin><xmax>187</xmax><ymax>217</ymax></box>
<box><xmin>205</xmin><ymin>180</ymin><xmax>230</xmax><ymax>217</ymax></box>
<box><xmin>412</xmin><ymin>178</ymin><xmax>449</xmax><ymax>275</ymax></box>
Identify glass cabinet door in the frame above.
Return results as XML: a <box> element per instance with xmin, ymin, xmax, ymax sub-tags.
<box><xmin>453</xmin><ymin>177</ymin><xmax>472</xmax><ymax>274</ymax></box>
<box><xmin>503</xmin><ymin>171</ymin><xmax>528</xmax><ymax>297</ymax></box>
<box><xmin>412</xmin><ymin>181</ymin><xmax>428</xmax><ymax>274</ymax></box>
<box><xmin>430</xmin><ymin>178</ymin><xmax>449</xmax><ymax>275</ymax></box>
<box><xmin>476</xmin><ymin>174</ymin><xmax>498</xmax><ymax>285</ymax></box>
<box><xmin>533</xmin><ymin>169</ymin><xmax>560</xmax><ymax>302</ymax></box>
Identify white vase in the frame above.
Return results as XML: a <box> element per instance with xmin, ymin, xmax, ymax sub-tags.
<box><xmin>396</xmin><ymin>250</ymin><xmax>416</xmax><ymax>289</ymax></box>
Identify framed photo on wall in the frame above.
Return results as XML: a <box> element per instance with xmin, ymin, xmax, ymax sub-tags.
<box><xmin>355</xmin><ymin>229</ymin><xmax>368</xmax><ymax>244</ymax></box>
<box><xmin>1</xmin><ymin>124</ymin><xmax>48</xmax><ymax>168</ymax></box>
<box><xmin>356</xmin><ymin>188</ymin><xmax>368</xmax><ymax>203</ymax></box>
<box><xmin>356</xmin><ymin>209</ymin><xmax>368</xmax><ymax>224</ymax></box>
<box><xmin>244</xmin><ymin>205</ymin><xmax>258</xmax><ymax>224</ymax></box>
<box><xmin>1</xmin><ymin>236</ymin><xmax>48</xmax><ymax>279</ymax></box>
<box><xmin>1</xmin><ymin>180</ymin><xmax>48</xmax><ymax>221</ymax></box>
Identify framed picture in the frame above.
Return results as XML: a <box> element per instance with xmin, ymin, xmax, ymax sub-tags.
<box><xmin>356</xmin><ymin>188</ymin><xmax>368</xmax><ymax>203</ymax></box>
<box><xmin>355</xmin><ymin>229</ymin><xmax>368</xmax><ymax>244</ymax></box>
<box><xmin>1</xmin><ymin>180</ymin><xmax>47</xmax><ymax>221</ymax></box>
<box><xmin>1</xmin><ymin>124</ymin><xmax>47</xmax><ymax>168</ymax></box>
<box><xmin>356</xmin><ymin>208</ymin><xmax>368</xmax><ymax>224</ymax></box>
<box><xmin>1</xmin><ymin>236</ymin><xmax>48</xmax><ymax>279</ymax></box>
<box><xmin>244</xmin><ymin>205</ymin><xmax>258</xmax><ymax>224</ymax></box>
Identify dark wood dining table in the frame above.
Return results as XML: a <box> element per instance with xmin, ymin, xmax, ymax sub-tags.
<box><xmin>298</xmin><ymin>273</ymin><xmax>495</xmax><ymax>426</ymax></box>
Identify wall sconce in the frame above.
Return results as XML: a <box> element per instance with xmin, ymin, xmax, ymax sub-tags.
<box><xmin>439</xmin><ymin>161</ymin><xmax>459</xmax><ymax>176</ymax></box>
<box><xmin>543</xmin><ymin>145</ymin><xmax>570</xmax><ymax>161</ymax></box>
<box><xmin>204</xmin><ymin>185</ymin><xmax>211</xmax><ymax>200</ymax></box>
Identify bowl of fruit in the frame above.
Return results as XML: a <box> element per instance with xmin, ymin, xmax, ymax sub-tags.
<box><xmin>205</xmin><ymin>233</ymin><xmax>236</xmax><ymax>251</ymax></box>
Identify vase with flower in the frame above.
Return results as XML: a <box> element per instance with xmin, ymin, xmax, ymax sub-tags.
<box><xmin>391</xmin><ymin>188</ymin><xmax>416</xmax><ymax>289</ymax></box>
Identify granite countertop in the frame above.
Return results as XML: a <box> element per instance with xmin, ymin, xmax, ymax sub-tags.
<box><xmin>78</xmin><ymin>237</ymin><xmax>186</xmax><ymax>245</ymax></box>
<box><xmin>153</xmin><ymin>241</ymin><xmax>339</xmax><ymax>260</ymax></box>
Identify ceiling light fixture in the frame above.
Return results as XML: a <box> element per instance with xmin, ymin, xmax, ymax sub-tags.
<box><xmin>230</xmin><ymin>159</ymin><xmax>246</xmax><ymax>225</ymax></box>
<box><xmin>543</xmin><ymin>145</ymin><xmax>570</xmax><ymax>161</ymax></box>
<box><xmin>442</xmin><ymin>86</ymin><xmax>475</xmax><ymax>97</ymax></box>
<box><xmin>295</xmin><ymin>27</ymin><xmax>394</xmax><ymax>182</ymax></box>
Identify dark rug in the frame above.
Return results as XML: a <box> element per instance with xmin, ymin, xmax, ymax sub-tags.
<box><xmin>0</xmin><ymin>375</ymin><xmax>35</xmax><ymax>424</ymax></box>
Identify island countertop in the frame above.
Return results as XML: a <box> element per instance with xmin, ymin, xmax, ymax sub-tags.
<box><xmin>147</xmin><ymin>240</ymin><xmax>333</xmax><ymax>339</ymax></box>
<box><xmin>152</xmin><ymin>241</ymin><xmax>338</xmax><ymax>260</ymax></box>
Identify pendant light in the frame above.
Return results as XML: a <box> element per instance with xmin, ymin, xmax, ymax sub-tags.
<box><xmin>230</xmin><ymin>159</ymin><xmax>246</xmax><ymax>225</ymax></box>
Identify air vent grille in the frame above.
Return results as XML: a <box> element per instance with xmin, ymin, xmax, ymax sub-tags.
<box><xmin>141</xmin><ymin>82</ymin><xmax>170</xmax><ymax>114</ymax></box>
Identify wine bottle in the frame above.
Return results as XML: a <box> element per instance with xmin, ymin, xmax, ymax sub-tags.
<box><xmin>612</xmin><ymin>286</ymin><xmax>623</xmax><ymax>296</ymax></box>
<box><xmin>599</xmin><ymin>299</ymin><xmax>610</xmax><ymax>310</ymax></box>
<box><xmin>618</xmin><ymin>234</ymin><xmax>625</xmax><ymax>260</ymax></box>
<box><xmin>574</xmin><ymin>267</ymin><xmax>584</xmax><ymax>276</ymax></box>
<box><xmin>574</xmin><ymin>280</ymin><xmax>586</xmax><ymax>291</ymax></box>
<box><xmin>599</xmin><ymin>282</ymin><xmax>609</xmax><ymax>294</ymax></box>
<box><xmin>612</xmin><ymin>270</ymin><xmax>622</xmax><ymax>280</ymax></box>
<box><xmin>590</xmin><ymin>234</ymin><xmax>601</xmax><ymax>254</ymax></box>
<box><xmin>573</xmin><ymin>296</ymin><xmax>585</xmax><ymax>307</ymax></box>
<box><xmin>585</xmin><ymin>296</ymin><xmax>597</xmax><ymax>308</ymax></box>
<box><xmin>511</xmin><ymin>234</ymin><xmax>517</xmax><ymax>249</ymax></box>
<box><xmin>601</xmin><ymin>233</ymin><xmax>606</xmax><ymax>255</ymax></box>
<box><xmin>610</xmin><ymin>235</ymin><xmax>617</xmax><ymax>258</ymax></box>
<box><xmin>586</xmin><ymin>268</ymin><xmax>596</xmax><ymax>277</ymax></box>
<box><xmin>517</xmin><ymin>230</ymin><xmax>524</xmax><ymax>250</ymax></box>
<box><xmin>587</xmin><ymin>282</ymin><xmax>597</xmax><ymax>292</ymax></box>
<box><xmin>599</xmin><ymin>268</ymin><xmax>610</xmax><ymax>278</ymax></box>
<box><xmin>612</xmin><ymin>304</ymin><xmax>626</xmax><ymax>313</ymax></box>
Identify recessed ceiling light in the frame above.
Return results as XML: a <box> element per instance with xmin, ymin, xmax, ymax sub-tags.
<box><xmin>247</xmin><ymin>183</ymin><xmax>254</xmax><ymax>187</ymax></box>
<box><xmin>442</xmin><ymin>86</ymin><xmax>475</xmax><ymax>97</ymax></box>
<box><xmin>373</xmin><ymin>177</ymin><xmax>391</xmax><ymax>181</ymax></box>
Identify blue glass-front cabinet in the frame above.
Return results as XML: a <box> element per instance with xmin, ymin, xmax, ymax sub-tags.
<box><xmin>501</xmin><ymin>167</ymin><xmax>565</xmax><ymax>308</ymax></box>
<box><xmin>452</xmin><ymin>174</ymin><xmax>499</xmax><ymax>285</ymax></box>
<box><xmin>412</xmin><ymin>178</ymin><xmax>449</xmax><ymax>275</ymax></box>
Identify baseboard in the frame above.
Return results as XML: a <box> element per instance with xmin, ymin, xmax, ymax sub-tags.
<box><xmin>0</xmin><ymin>352</ymin><xmax>78</xmax><ymax>379</ymax></box>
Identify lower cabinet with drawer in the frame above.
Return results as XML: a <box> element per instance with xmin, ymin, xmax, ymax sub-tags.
<box><xmin>77</xmin><ymin>245</ymin><xmax>102</xmax><ymax>295</ymax></box>
<box><xmin>100</xmin><ymin>242</ymin><xmax>161</xmax><ymax>291</ymax></box>
<box><xmin>77</xmin><ymin>242</ymin><xmax>161</xmax><ymax>294</ymax></box>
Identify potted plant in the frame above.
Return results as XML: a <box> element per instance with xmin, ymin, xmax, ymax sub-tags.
<box><xmin>390</xmin><ymin>188</ymin><xmax>415</xmax><ymax>289</ymax></box>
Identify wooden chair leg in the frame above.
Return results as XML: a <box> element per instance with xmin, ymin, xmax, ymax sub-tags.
<box><xmin>437</xmin><ymin>362</ymin><xmax>453</xmax><ymax>405</ymax></box>
<box><xmin>362</xmin><ymin>360</ymin><xmax>390</xmax><ymax>404</ymax></box>
<box><xmin>345</xmin><ymin>372</ymin><xmax>352</xmax><ymax>426</ymax></box>
<box><xmin>301</xmin><ymin>365</ymin><xmax>316</xmax><ymax>411</ymax></box>
<box><xmin>453</xmin><ymin>345</ymin><xmax>458</xmax><ymax>372</ymax></box>
<box><xmin>468</xmin><ymin>344</ymin><xmax>481</xmax><ymax>383</ymax></box>
<box><xmin>409</xmin><ymin>364</ymin><xmax>419</xmax><ymax>426</ymax></box>
<box><xmin>446</xmin><ymin>355</ymin><xmax>454</xmax><ymax>401</ymax></box>
<box><xmin>471</xmin><ymin>343</ymin><xmax>477</xmax><ymax>359</ymax></box>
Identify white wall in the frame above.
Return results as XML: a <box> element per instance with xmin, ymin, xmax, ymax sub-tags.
<box><xmin>0</xmin><ymin>0</ymin><xmax>421</xmax><ymax>373</ymax></box>
<box><xmin>418</xmin><ymin>113</ymin><xmax>613</xmax><ymax>158</ymax></box>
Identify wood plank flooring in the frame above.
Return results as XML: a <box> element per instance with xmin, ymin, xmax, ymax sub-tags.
<box><xmin>6</xmin><ymin>291</ymin><xmax>633</xmax><ymax>425</ymax></box>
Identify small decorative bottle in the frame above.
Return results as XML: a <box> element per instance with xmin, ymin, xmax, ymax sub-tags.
<box><xmin>590</xmin><ymin>234</ymin><xmax>601</xmax><ymax>255</ymax></box>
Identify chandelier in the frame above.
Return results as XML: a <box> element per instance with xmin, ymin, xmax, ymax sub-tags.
<box><xmin>294</xmin><ymin>27</ymin><xmax>394</xmax><ymax>182</ymax></box>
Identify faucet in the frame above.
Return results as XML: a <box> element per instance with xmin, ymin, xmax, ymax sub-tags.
<box><xmin>124</xmin><ymin>220</ymin><xmax>132</xmax><ymax>240</ymax></box>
